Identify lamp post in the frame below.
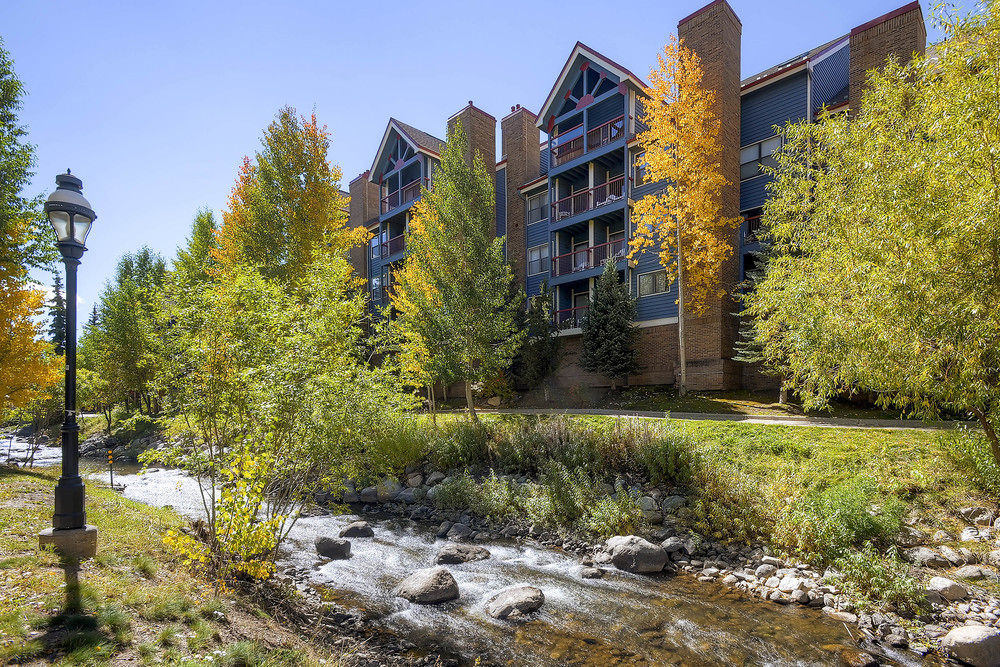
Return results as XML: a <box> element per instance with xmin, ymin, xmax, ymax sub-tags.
<box><xmin>38</xmin><ymin>170</ymin><xmax>98</xmax><ymax>560</ymax></box>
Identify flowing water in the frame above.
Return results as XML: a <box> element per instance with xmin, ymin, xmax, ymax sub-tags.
<box><xmin>3</xmin><ymin>441</ymin><xmax>928</xmax><ymax>666</ymax></box>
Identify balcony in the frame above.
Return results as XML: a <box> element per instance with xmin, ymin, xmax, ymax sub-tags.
<box><xmin>742</xmin><ymin>215</ymin><xmax>762</xmax><ymax>245</ymax></box>
<box><xmin>550</xmin><ymin>115</ymin><xmax>626</xmax><ymax>168</ymax></box>
<box><xmin>379</xmin><ymin>233</ymin><xmax>406</xmax><ymax>258</ymax></box>
<box><xmin>553</xmin><ymin>304</ymin><xmax>589</xmax><ymax>330</ymax></box>
<box><xmin>551</xmin><ymin>176</ymin><xmax>625</xmax><ymax>222</ymax></box>
<box><xmin>552</xmin><ymin>238</ymin><xmax>627</xmax><ymax>277</ymax></box>
<box><xmin>381</xmin><ymin>178</ymin><xmax>426</xmax><ymax>215</ymax></box>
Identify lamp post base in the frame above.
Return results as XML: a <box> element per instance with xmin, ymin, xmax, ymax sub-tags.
<box><xmin>38</xmin><ymin>525</ymin><xmax>98</xmax><ymax>560</ymax></box>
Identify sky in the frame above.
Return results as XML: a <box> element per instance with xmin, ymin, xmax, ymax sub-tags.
<box><xmin>4</xmin><ymin>0</ymin><xmax>945</xmax><ymax>312</ymax></box>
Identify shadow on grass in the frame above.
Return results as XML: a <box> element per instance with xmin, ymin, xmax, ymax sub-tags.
<box><xmin>0</xmin><ymin>464</ymin><xmax>53</xmax><ymax>482</ymax></box>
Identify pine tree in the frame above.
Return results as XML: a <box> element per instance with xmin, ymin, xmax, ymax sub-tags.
<box><xmin>513</xmin><ymin>281</ymin><xmax>561</xmax><ymax>394</ymax></box>
<box><xmin>48</xmin><ymin>272</ymin><xmax>66</xmax><ymax>355</ymax></box>
<box><xmin>580</xmin><ymin>260</ymin><xmax>637</xmax><ymax>390</ymax></box>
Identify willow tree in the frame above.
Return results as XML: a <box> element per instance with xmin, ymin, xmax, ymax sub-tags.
<box><xmin>630</xmin><ymin>36</ymin><xmax>740</xmax><ymax>396</ymax></box>
<box><xmin>744</xmin><ymin>3</ymin><xmax>1000</xmax><ymax>460</ymax></box>
<box><xmin>392</xmin><ymin>122</ymin><xmax>523</xmax><ymax>422</ymax></box>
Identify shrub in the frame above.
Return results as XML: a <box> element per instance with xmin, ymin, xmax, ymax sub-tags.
<box><xmin>832</xmin><ymin>543</ymin><xmax>925</xmax><ymax>613</ymax></box>
<box><xmin>428</xmin><ymin>420</ymin><xmax>492</xmax><ymax>470</ymax></box>
<box><xmin>635</xmin><ymin>424</ymin><xmax>698</xmax><ymax>486</ymax></box>
<box><xmin>943</xmin><ymin>426</ymin><xmax>1000</xmax><ymax>496</ymax></box>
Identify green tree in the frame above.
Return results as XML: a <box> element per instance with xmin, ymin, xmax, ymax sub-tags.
<box><xmin>174</xmin><ymin>207</ymin><xmax>217</xmax><ymax>283</ymax></box>
<box><xmin>513</xmin><ymin>281</ymin><xmax>561</xmax><ymax>397</ymax></box>
<box><xmin>392</xmin><ymin>122</ymin><xmax>524</xmax><ymax>422</ymax></box>
<box><xmin>744</xmin><ymin>2</ymin><xmax>1000</xmax><ymax>459</ymax></box>
<box><xmin>580</xmin><ymin>260</ymin><xmax>638</xmax><ymax>390</ymax></box>
<box><xmin>47</xmin><ymin>273</ymin><xmax>66</xmax><ymax>355</ymax></box>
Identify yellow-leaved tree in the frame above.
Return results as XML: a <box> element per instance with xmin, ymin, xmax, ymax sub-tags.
<box><xmin>630</xmin><ymin>36</ymin><xmax>740</xmax><ymax>395</ymax></box>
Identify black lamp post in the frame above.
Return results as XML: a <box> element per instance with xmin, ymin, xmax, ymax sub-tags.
<box><xmin>38</xmin><ymin>170</ymin><xmax>98</xmax><ymax>560</ymax></box>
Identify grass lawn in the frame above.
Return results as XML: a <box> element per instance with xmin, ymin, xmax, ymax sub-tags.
<box><xmin>0</xmin><ymin>466</ymin><xmax>335</xmax><ymax>666</ymax></box>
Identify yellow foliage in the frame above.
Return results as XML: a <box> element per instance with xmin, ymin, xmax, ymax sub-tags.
<box><xmin>629</xmin><ymin>36</ymin><xmax>740</xmax><ymax>316</ymax></box>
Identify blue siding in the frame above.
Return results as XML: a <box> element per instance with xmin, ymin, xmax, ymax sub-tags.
<box><xmin>741</xmin><ymin>70</ymin><xmax>808</xmax><ymax>146</ymax></box>
<box><xmin>495</xmin><ymin>167</ymin><xmax>506</xmax><ymax>238</ymax></box>
<box><xmin>588</xmin><ymin>94</ymin><xmax>624</xmax><ymax>128</ymax></box>
<box><xmin>740</xmin><ymin>174</ymin><xmax>770</xmax><ymax>212</ymax></box>
<box><xmin>632</xmin><ymin>247</ymin><xmax>678</xmax><ymax>322</ymax></box>
<box><xmin>540</xmin><ymin>145</ymin><xmax>549</xmax><ymax>175</ymax></box>
<box><xmin>527</xmin><ymin>220</ymin><xmax>548</xmax><ymax>247</ymax></box>
<box><xmin>811</xmin><ymin>43</ymin><xmax>849</xmax><ymax>114</ymax></box>
<box><xmin>526</xmin><ymin>274</ymin><xmax>545</xmax><ymax>298</ymax></box>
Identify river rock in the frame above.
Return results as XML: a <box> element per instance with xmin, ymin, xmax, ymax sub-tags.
<box><xmin>581</xmin><ymin>566</ymin><xmax>604</xmax><ymax>579</ymax></box>
<box><xmin>927</xmin><ymin>576</ymin><xmax>967</xmax><ymax>601</ymax></box>
<box><xmin>395</xmin><ymin>567</ymin><xmax>459</xmax><ymax>604</ymax></box>
<box><xmin>435</xmin><ymin>543</ymin><xmax>490</xmax><ymax>565</ymax></box>
<box><xmin>755</xmin><ymin>563</ymin><xmax>777</xmax><ymax>579</ymax></box>
<box><xmin>940</xmin><ymin>545</ymin><xmax>965</xmax><ymax>565</ymax></box>
<box><xmin>896</xmin><ymin>526</ymin><xmax>926</xmax><ymax>547</ymax></box>
<box><xmin>339</xmin><ymin>521</ymin><xmax>373</xmax><ymax>538</ymax></box>
<box><xmin>342</xmin><ymin>490</ymin><xmax>360</xmax><ymax>503</ymax></box>
<box><xmin>446</xmin><ymin>522</ymin><xmax>473</xmax><ymax>541</ymax></box>
<box><xmin>376</xmin><ymin>479</ymin><xmax>402</xmax><ymax>502</ymax></box>
<box><xmin>405</xmin><ymin>473</ymin><xmax>423</xmax><ymax>488</ymax></box>
<box><xmin>660</xmin><ymin>536</ymin><xmax>688</xmax><ymax>556</ymax></box>
<box><xmin>954</xmin><ymin>565</ymin><xmax>993</xmax><ymax>580</ymax></box>
<box><xmin>761</xmin><ymin>555</ymin><xmax>783</xmax><ymax>567</ymax></box>
<box><xmin>484</xmin><ymin>586</ymin><xmax>543</xmax><ymax>619</ymax></box>
<box><xmin>397</xmin><ymin>488</ymin><xmax>424</xmax><ymax>504</ymax></box>
<box><xmin>426</xmin><ymin>471</ymin><xmax>446</xmax><ymax>486</ymax></box>
<box><xmin>315</xmin><ymin>537</ymin><xmax>351</xmax><ymax>560</ymax></box>
<box><xmin>778</xmin><ymin>575</ymin><xmax>804</xmax><ymax>593</ymax></box>
<box><xmin>960</xmin><ymin>507</ymin><xmax>996</xmax><ymax>526</ymax></box>
<box><xmin>607</xmin><ymin>536</ymin><xmax>667</xmax><ymax>573</ymax></box>
<box><xmin>962</xmin><ymin>526</ymin><xmax>988</xmax><ymax>542</ymax></box>
<box><xmin>359</xmin><ymin>486</ymin><xmax>378</xmax><ymax>503</ymax></box>
<box><xmin>905</xmin><ymin>546</ymin><xmax>948</xmax><ymax>568</ymax></box>
<box><xmin>639</xmin><ymin>496</ymin><xmax>657</xmax><ymax>512</ymax></box>
<box><xmin>941</xmin><ymin>625</ymin><xmax>1000</xmax><ymax>666</ymax></box>
<box><xmin>840</xmin><ymin>649</ymin><xmax>877</xmax><ymax>667</ymax></box>
<box><xmin>661</xmin><ymin>495</ymin><xmax>686</xmax><ymax>512</ymax></box>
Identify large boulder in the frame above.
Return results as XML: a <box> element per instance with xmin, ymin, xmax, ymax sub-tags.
<box><xmin>315</xmin><ymin>537</ymin><xmax>351</xmax><ymax>560</ymax></box>
<box><xmin>926</xmin><ymin>576</ymin><xmax>968</xmax><ymax>602</ymax></box>
<box><xmin>339</xmin><ymin>521</ymin><xmax>374</xmax><ymax>538</ymax></box>
<box><xmin>607</xmin><ymin>536</ymin><xmax>667</xmax><ymax>574</ymax></box>
<box><xmin>376</xmin><ymin>478</ymin><xmax>402</xmax><ymax>502</ymax></box>
<box><xmin>904</xmin><ymin>546</ymin><xmax>949</xmax><ymax>568</ymax></box>
<box><xmin>435</xmin><ymin>543</ymin><xmax>490</xmax><ymax>565</ymax></box>
<box><xmin>394</xmin><ymin>567</ymin><xmax>459</xmax><ymax>604</ymax></box>
<box><xmin>941</xmin><ymin>625</ymin><xmax>1000</xmax><ymax>666</ymax></box>
<box><xmin>484</xmin><ymin>586</ymin><xmax>544</xmax><ymax>620</ymax></box>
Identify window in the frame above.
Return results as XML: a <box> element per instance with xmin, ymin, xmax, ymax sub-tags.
<box><xmin>370</xmin><ymin>275</ymin><xmax>382</xmax><ymax>303</ymax></box>
<box><xmin>527</xmin><ymin>191</ymin><xmax>548</xmax><ymax>224</ymax></box>
<box><xmin>527</xmin><ymin>244</ymin><xmax>549</xmax><ymax>276</ymax></box>
<box><xmin>370</xmin><ymin>235</ymin><xmax>380</xmax><ymax>260</ymax></box>
<box><xmin>638</xmin><ymin>269</ymin><xmax>668</xmax><ymax>297</ymax></box>
<box><xmin>740</xmin><ymin>136</ymin><xmax>782</xmax><ymax>180</ymax></box>
<box><xmin>634</xmin><ymin>151</ymin><xmax>648</xmax><ymax>185</ymax></box>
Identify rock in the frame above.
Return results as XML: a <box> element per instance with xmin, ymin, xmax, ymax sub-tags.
<box><xmin>397</xmin><ymin>488</ymin><xmax>425</xmax><ymax>504</ymax></box>
<box><xmin>962</xmin><ymin>526</ymin><xmax>986</xmax><ymax>542</ymax></box>
<box><xmin>885</xmin><ymin>633</ymin><xmax>908</xmax><ymax>648</ymax></box>
<box><xmin>376</xmin><ymin>479</ymin><xmax>402</xmax><ymax>502</ymax></box>
<box><xmin>954</xmin><ymin>565</ymin><xmax>992</xmax><ymax>580</ymax></box>
<box><xmin>642</xmin><ymin>510</ymin><xmax>664</xmax><ymax>525</ymax></box>
<box><xmin>359</xmin><ymin>486</ymin><xmax>378</xmax><ymax>503</ymax></box>
<box><xmin>960</xmin><ymin>507</ymin><xmax>996</xmax><ymax>526</ymax></box>
<box><xmin>778</xmin><ymin>575</ymin><xmax>804</xmax><ymax>593</ymax></box>
<box><xmin>342</xmin><ymin>490</ymin><xmax>360</xmax><ymax>503</ymax></box>
<box><xmin>927</xmin><ymin>576</ymin><xmax>967</xmax><ymax>601</ymax></box>
<box><xmin>661</xmin><ymin>495</ymin><xmax>686</xmax><ymax>512</ymax></box>
<box><xmin>446</xmin><ymin>523</ymin><xmax>473</xmax><ymax>541</ymax></box>
<box><xmin>315</xmin><ymin>537</ymin><xmax>351</xmax><ymax>560</ymax></box>
<box><xmin>607</xmin><ymin>536</ymin><xmax>668</xmax><ymax>574</ymax></box>
<box><xmin>338</xmin><ymin>521</ymin><xmax>373</xmax><ymax>538</ymax></box>
<box><xmin>840</xmin><ymin>649</ymin><xmax>878</xmax><ymax>667</ymax></box>
<box><xmin>486</xmin><ymin>396</ymin><xmax>502</xmax><ymax>407</ymax></box>
<box><xmin>896</xmin><ymin>526</ymin><xmax>926</xmax><ymax>547</ymax></box>
<box><xmin>904</xmin><ymin>546</ymin><xmax>948</xmax><ymax>568</ymax></box>
<box><xmin>761</xmin><ymin>555</ymin><xmax>783</xmax><ymax>567</ymax></box>
<box><xmin>638</xmin><ymin>496</ymin><xmax>658</xmax><ymax>512</ymax></box>
<box><xmin>581</xmin><ymin>567</ymin><xmax>604</xmax><ymax>579</ymax></box>
<box><xmin>985</xmin><ymin>550</ymin><xmax>1000</xmax><ymax>568</ymax></box>
<box><xmin>405</xmin><ymin>473</ymin><xmax>423</xmax><ymax>488</ymax></box>
<box><xmin>436</xmin><ymin>521</ymin><xmax>453</xmax><ymax>538</ymax></box>
<box><xmin>484</xmin><ymin>586</ymin><xmax>544</xmax><ymax>619</ymax></box>
<box><xmin>661</xmin><ymin>536</ymin><xmax>688</xmax><ymax>555</ymax></box>
<box><xmin>940</xmin><ymin>545</ymin><xmax>966</xmax><ymax>565</ymax></box>
<box><xmin>426</xmin><ymin>471</ymin><xmax>446</xmax><ymax>486</ymax></box>
<box><xmin>435</xmin><ymin>543</ymin><xmax>490</xmax><ymax>565</ymax></box>
<box><xmin>395</xmin><ymin>567</ymin><xmax>459</xmax><ymax>604</ymax></box>
<box><xmin>941</xmin><ymin>625</ymin><xmax>1000</xmax><ymax>666</ymax></box>
<box><xmin>722</xmin><ymin>574</ymin><xmax>739</xmax><ymax>585</ymax></box>
<box><xmin>933</xmin><ymin>529</ymin><xmax>956</xmax><ymax>542</ymax></box>
<box><xmin>755</xmin><ymin>563</ymin><xmax>777</xmax><ymax>579</ymax></box>
<box><xmin>826</xmin><ymin>610</ymin><xmax>858</xmax><ymax>623</ymax></box>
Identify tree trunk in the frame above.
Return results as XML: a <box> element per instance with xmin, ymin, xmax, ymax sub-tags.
<box><xmin>676</xmin><ymin>222</ymin><xmax>688</xmax><ymax>397</ymax></box>
<box><xmin>779</xmin><ymin>386</ymin><xmax>788</xmax><ymax>404</ymax></box>
<box><xmin>972</xmin><ymin>407</ymin><xmax>1000</xmax><ymax>466</ymax></box>
<box><xmin>427</xmin><ymin>385</ymin><xmax>437</xmax><ymax>425</ymax></box>
<box><xmin>465</xmin><ymin>382</ymin><xmax>479</xmax><ymax>424</ymax></box>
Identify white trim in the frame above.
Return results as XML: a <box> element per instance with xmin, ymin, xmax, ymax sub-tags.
<box><xmin>637</xmin><ymin>268</ymin><xmax>669</xmax><ymax>297</ymax></box>
<box><xmin>741</xmin><ymin>62</ymin><xmax>807</xmax><ymax>96</ymax></box>
<box><xmin>637</xmin><ymin>316</ymin><xmax>679</xmax><ymax>328</ymax></box>
<box><xmin>369</xmin><ymin>120</ymin><xmax>439</xmax><ymax>182</ymax></box>
<box><xmin>527</xmin><ymin>243</ymin><xmax>549</xmax><ymax>276</ymax></box>
<box><xmin>810</xmin><ymin>37</ymin><xmax>849</xmax><ymax>68</ymax></box>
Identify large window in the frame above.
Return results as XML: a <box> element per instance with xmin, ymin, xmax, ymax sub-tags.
<box><xmin>370</xmin><ymin>234</ymin><xmax>380</xmax><ymax>260</ymax></box>
<box><xmin>638</xmin><ymin>269</ymin><xmax>668</xmax><ymax>297</ymax></box>
<box><xmin>740</xmin><ymin>136</ymin><xmax>782</xmax><ymax>180</ymax></box>
<box><xmin>527</xmin><ymin>191</ymin><xmax>548</xmax><ymax>224</ymax></box>
<box><xmin>527</xmin><ymin>244</ymin><xmax>549</xmax><ymax>276</ymax></box>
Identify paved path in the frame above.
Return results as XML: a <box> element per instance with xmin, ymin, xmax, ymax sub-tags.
<box><xmin>469</xmin><ymin>407</ymin><xmax>956</xmax><ymax>431</ymax></box>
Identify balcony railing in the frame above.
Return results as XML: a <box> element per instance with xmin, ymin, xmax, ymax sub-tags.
<box><xmin>381</xmin><ymin>178</ymin><xmax>426</xmax><ymax>214</ymax></box>
<box><xmin>553</xmin><ymin>304</ymin><xmax>589</xmax><ymax>329</ymax></box>
<box><xmin>586</xmin><ymin>115</ymin><xmax>625</xmax><ymax>152</ymax></box>
<box><xmin>379</xmin><ymin>233</ymin><xmax>406</xmax><ymax>257</ymax></box>
<box><xmin>550</xmin><ymin>124</ymin><xmax>584</xmax><ymax>167</ymax></box>
<box><xmin>551</xmin><ymin>176</ymin><xmax>625</xmax><ymax>222</ymax></box>
<box><xmin>742</xmin><ymin>215</ymin><xmax>762</xmax><ymax>245</ymax></box>
<box><xmin>552</xmin><ymin>237</ymin><xmax>627</xmax><ymax>277</ymax></box>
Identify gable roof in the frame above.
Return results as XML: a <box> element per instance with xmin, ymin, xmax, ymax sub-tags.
<box><xmin>368</xmin><ymin>118</ymin><xmax>446</xmax><ymax>182</ymax></box>
<box><xmin>536</xmin><ymin>42</ymin><xmax>648</xmax><ymax>130</ymax></box>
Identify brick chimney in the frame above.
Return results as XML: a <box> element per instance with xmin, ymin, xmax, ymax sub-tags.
<box><xmin>676</xmin><ymin>0</ymin><xmax>742</xmax><ymax>390</ymax></box>
<box><xmin>849</xmin><ymin>2</ymin><xmax>926</xmax><ymax>113</ymax></box>
<box><xmin>447</xmin><ymin>101</ymin><xmax>497</xmax><ymax>174</ymax></box>
<box><xmin>348</xmin><ymin>170</ymin><xmax>379</xmax><ymax>281</ymax></box>
<box><xmin>500</xmin><ymin>104</ymin><xmax>541</xmax><ymax>287</ymax></box>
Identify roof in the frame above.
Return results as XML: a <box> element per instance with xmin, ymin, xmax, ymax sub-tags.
<box><xmin>741</xmin><ymin>35</ymin><xmax>847</xmax><ymax>92</ymax></box>
<box><xmin>368</xmin><ymin>118</ymin><xmax>446</xmax><ymax>183</ymax></box>
<box><xmin>536</xmin><ymin>41</ymin><xmax>648</xmax><ymax>130</ymax></box>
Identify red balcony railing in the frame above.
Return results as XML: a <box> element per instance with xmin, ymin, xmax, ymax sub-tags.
<box><xmin>551</xmin><ymin>237</ymin><xmax>628</xmax><ymax>277</ymax></box>
<box><xmin>381</xmin><ymin>178</ymin><xmax>426</xmax><ymax>214</ymax></box>
<box><xmin>550</xmin><ymin>124</ymin><xmax>584</xmax><ymax>167</ymax></box>
<box><xmin>553</xmin><ymin>305</ymin><xmax>589</xmax><ymax>329</ymax></box>
<box><xmin>743</xmin><ymin>215</ymin><xmax>762</xmax><ymax>245</ymax></box>
<box><xmin>379</xmin><ymin>233</ymin><xmax>406</xmax><ymax>257</ymax></box>
<box><xmin>551</xmin><ymin>176</ymin><xmax>626</xmax><ymax>222</ymax></box>
<box><xmin>586</xmin><ymin>115</ymin><xmax>625</xmax><ymax>151</ymax></box>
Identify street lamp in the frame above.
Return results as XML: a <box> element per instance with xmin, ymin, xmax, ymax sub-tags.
<box><xmin>38</xmin><ymin>170</ymin><xmax>98</xmax><ymax>560</ymax></box>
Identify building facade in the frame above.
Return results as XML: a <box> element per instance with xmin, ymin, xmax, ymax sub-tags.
<box><xmin>348</xmin><ymin>0</ymin><xmax>927</xmax><ymax>391</ymax></box>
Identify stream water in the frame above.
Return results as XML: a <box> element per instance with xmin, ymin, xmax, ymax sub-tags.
<box><xmin>6</xmin><ymin>441</ymin><xmax>930</xmax><ymax>666</ymax></box>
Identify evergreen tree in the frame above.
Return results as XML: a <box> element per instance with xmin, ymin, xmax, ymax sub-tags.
<box><xmin>48</xmin><ymin>272</ymin><xmax>66</xmax><ymax>355</ymax></box>
<box><xmin>513</xmin><ymin>281</ymin><xmax>561</xmax><ymax>394</ymax></box>
<box><xmin>580</xmin><ymin>260</ymin><xmax>638</xmax><ymax>390</ymax></box>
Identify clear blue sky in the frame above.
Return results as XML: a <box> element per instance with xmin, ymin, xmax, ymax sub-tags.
<box><xmin>5</xmin><ymin>0</ymin><xmax>943</xmax><ymax>311</ymax></box>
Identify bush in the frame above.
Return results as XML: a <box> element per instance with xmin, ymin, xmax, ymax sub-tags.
<box><xmin>427</xmin><ymin>420</ymin><xmax>492</xmax><ymax>470</ymax></box>
<box><xmin>832</xmin><ymin>543</ymin><xmax>925</xmax><ymax>612</ymax></box>
<box><xmin>943</xmin><ymin>426</ymin><xmax>1000</xmax><ymax>496</ymax></box>
<box><xmin>635</xmin><ymin>424</ymin><xmax>698</xmax><ymax>486</ymax></box>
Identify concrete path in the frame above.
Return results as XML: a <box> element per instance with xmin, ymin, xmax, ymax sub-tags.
<box><xmin>470</xmin><ymin>407</ymin><xmax>957</xmax><ymax>431</ymax></box>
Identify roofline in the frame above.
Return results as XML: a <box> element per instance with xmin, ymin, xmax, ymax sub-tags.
<box><xmin>741</xmin><ymin>60</ymin><xmax>807</xmax><ymax>94</ymax></box>
<box><xmin>350</xmin><ymin>170</ymin><xmax>371</xmax><ymax>185</ymax></box>
<box><xmin>851</xmin><ymin>1</ymin><xmax>921</xmax><ymax>36</ymax></box>
<box><xmin>447</xmin><ymin>101</ymin><xmax>497</xmax><ymax>123</ymax></box>
<box><xmin>518</xmin><ymin>175</ymin><xmax>548</xmax><ymax>192</ymax></box>
<box><xmin>368</xmin><ymin>119</ymin><xmax>441</xmax><ymax>182</ymax></box>
<box><xmin>678</xmin><ymin>0</ymin><xmax>741</xmax><ymax>26</ymax></box>
<box><xmin>501</xmin><ymin>105</ymin><xmax>538</xmax><ymax>122</ymax></box>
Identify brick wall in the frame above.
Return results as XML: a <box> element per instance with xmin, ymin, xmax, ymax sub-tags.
<box><xmin>676</xmin><ymin>0</ymin><xmax>743</xmax><ymax>390</ymax></box>
<box><xmin>500</xmin><ymin>105</ymin><xmax>540</xmax><ymax>287</ymax></box>
<box><xmin>849</xmin><ymin>2</ymin><xmax>926</xmax><ymax>113</ymax></box>
<box><xmin>547</xmin><ymin>324</ymin><xmax>678</xmax><ymax>389</ymax></box>
<box><xmin>348</xmin><ymin>171</ymin><xmax>379</xmax><ymax>281</ymax></box>
<box><xmin>447</xmin><ymin>102</ymin><xmax>496</xmax><ymax>177</ymax></box>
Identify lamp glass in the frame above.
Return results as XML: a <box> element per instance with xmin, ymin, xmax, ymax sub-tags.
<box><xmin>71</xmin><ymin>216</ymin><xmax>92</xmax><ymax>245</ymax></box>
<box><xmin>48</xmin><ymin>210</ymin><xmax>71</xmax><ymax>242</ymax></box>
